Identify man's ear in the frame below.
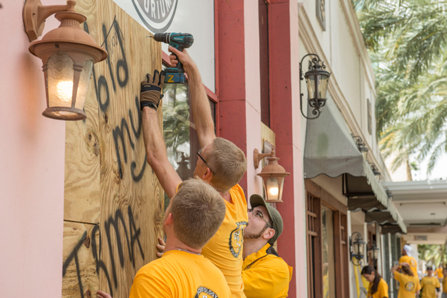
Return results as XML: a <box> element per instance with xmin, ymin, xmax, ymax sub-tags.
<box><xmin>202</xmin><ymin>167</ymin><xmax>213</xmax><ymax>182</ymax></box>
<box><xmin>263</xmin><ymin>227</ymin><xmax>276</xmax><ymax>242</ymax></box>
<box><xmin>165</xmin><ymin>212</ymin><xmax>174</xmax><ymax>225</ymax></box>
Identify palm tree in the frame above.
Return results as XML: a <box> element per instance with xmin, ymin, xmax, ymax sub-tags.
<box><xmin>354</xmin><ymin>0</ymin><xmax>447</xmax><ymax>177</ymax></box>
<box><xmin>418</xmin><ymin>244</ymin><xmax>447</xmax><ymax>266</ymax></box>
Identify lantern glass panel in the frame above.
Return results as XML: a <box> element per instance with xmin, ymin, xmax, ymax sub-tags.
<box><xmin>46</xmin><ymin>53</ymin><xmax>74</xmax><ymax>108</ymax></box>
<box><xmin>305</xmin><ymin>75</ymin><xmax>316</xmax><ymax>100</ymax></box>
<box><xmin>75</xmin><ymin>58</ymin><xmax>94</xmax><ymax>110</ymax></box>
<box><xmin>263</xmin><ymin>176</ymin><xmax>285</xmax><ymax>202</ymax></box>
<box><xmin>317</xmin><ymin>73</ymin><xmax>329</xmax><ymax>99</ymax></box>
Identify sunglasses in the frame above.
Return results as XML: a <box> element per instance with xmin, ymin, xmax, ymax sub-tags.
<box><xmin>197</xmin><ymin>149</ymin><xmax>215</xmax><ymax>175</ymax></box>
<box><xmin>249</xmin><ymin>208</ymin><xmax>272</xmax><ymax>227</ymax></box>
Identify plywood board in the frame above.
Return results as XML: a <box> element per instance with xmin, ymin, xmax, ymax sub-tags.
<box><xmin>63</xmin><ymin>0</ymin><xmax>164</xmax><ymax>297</ymax></box>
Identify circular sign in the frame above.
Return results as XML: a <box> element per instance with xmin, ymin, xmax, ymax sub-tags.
<box><xmin>131</xmin><ymin>0</ymin><xmax>179</xmax><ymax>33</ymax></box>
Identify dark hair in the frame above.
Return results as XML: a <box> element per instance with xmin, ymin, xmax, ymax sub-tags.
<box><xmin>401</xmin><ymin>263</ymin><xmax>414</xmax><ymax>276</ymax></box>
<box><xmin>361</xmin><ymin>266</ymin><xmax>382</xmax><ymax>295</ymax></box>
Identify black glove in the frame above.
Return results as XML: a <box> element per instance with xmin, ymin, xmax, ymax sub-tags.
<box><xmin>140</xmin><ymin>70</ymin><xmax>165</xmax><ymax>110</ymax></box>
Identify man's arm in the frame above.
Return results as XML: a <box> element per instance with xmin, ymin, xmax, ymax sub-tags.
<box><xmin>142</xmin><ymin>107</ymin><xmax>181</xmax><ymax>199</ymax></box>
<box><xmin>168</xmin><ymin>47</ymin><xmax>215</xmax><ymax>148</ymax></box>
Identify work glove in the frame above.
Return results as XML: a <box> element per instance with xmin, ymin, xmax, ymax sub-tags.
<box><xmin>140</xmin><ymin>70</ymin><xmax>165</xmax><ymax>110</ymax></box>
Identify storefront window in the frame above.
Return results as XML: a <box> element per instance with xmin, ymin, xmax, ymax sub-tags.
<box><xmin>321</xmin><ymin>206</ymin><xmax>336</xmax><ymax>298</ymax></box>
<box><xmin>162</xmin><ymin>84</ymin><xmax>216</xmax><ymax>182</ymax></box>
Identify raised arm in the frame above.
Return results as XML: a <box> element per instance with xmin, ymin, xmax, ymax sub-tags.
<box><xmin>141</xmin><ymin>71</ymin><xmax>182</xmax><ymax>199</ymax></box>
<box><xmin>168</xmin><ymin>47</ymin><xmax>216</xmax><ymax>148</ymax></box>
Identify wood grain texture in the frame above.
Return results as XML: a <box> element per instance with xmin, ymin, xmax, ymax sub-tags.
<box><xmin>63</xmin><ymin>1</ymin><xmax>164</xmax><ymax>297</ymax></box>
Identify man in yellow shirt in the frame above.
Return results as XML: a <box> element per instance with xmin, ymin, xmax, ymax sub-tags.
<box><xmin>399</xmin><ymin>244</ymin><xmax>418</xmax><ymax>278</ymax></box>
<box><xmin>97</xmin><ymin>179</ymin><xmax>231</xmax><ymax>298</ymax></box>
<box><xmin>420</xmin><ymin>266</ymin><xmax>440</xmax><ymax>298</ymax></box>
<box><xmin>141</xmin><ymin>48</ymin><xmax>248</xmax><ymax>297</ymax></box>
<box><xmin>242</xmin><ymin>195</ymin><xmax>293</xmax><ymax>298</ymax></box>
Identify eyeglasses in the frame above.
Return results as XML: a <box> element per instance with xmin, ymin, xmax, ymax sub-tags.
<box><xmin>249</xmin><ymin>208</ymin><xmax>272</xmax><ymax>227</ymax></box>
<box><xmin>197</xmin><ymin>149</ymin><xmax>215</xmax><ymax>175</ymax></box>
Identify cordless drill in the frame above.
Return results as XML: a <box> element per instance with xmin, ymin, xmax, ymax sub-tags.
<box><xmin>153</xmin><ymin>32</ymin><xmax>194</xmax><ymax>84</ymax></box>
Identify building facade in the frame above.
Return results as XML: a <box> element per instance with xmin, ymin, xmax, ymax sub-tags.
<box><xmin>1</xmin><ymin>0</ymin><xmax>406</xmax><ymax>297</ymax></box>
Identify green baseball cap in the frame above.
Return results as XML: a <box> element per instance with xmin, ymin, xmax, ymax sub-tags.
<box><xmin>250</xmin><ymin>194</ymin><xmax>284</xmax><ymax>245</ymax></box>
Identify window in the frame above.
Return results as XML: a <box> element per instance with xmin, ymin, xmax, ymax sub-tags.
<box><xmin>322</xmin><ymin>206</ymin><xmax>336</xmax><ymax>297</ymax></box>
<box><xmin>306</xmin><ymin>180</ymin><xmax>349</xmax><ymax>297</ymax></box>
<box><xmin>307</xmin><ymin>193</ymin><xmax>322</xmax><ymax>298</ymax></box>
<box><xmin>162</xmin><ymin>61</ymin><xmax>217</xmax><ymax>181</ymax></box>
<box><xmin>259</xmin><ymin>0</ymin><xmax>270</xmax><ymax>126</ymax></box>
<box><xmin>367</xmin><ymin>98</ymin><xmax>372</xmax><ymax>135</ymax></box>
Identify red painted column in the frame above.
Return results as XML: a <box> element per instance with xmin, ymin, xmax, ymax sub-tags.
<box><xmin>269</xmin><ymin>0</ymin><xmax>297</xmax><ymax>296</ymax></box>
<box><xmin>215</xmin><ymin>0</ymin><xmax>248</xmax><ymax>190</ymax></box>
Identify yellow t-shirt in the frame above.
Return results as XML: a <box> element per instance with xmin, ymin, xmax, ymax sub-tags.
<box><xmin>394</xmin><ymin>271</ymin><xmax>420</xmax><ymax>298</ymax></box>
<box><xmin>435</xmin><ymin>268</ymin><xmax>444</xmax><ymax>279</ymax></box>
<box><xmin>399</xmin><ymin>255</ymin><xmax>419</xmax><ymax>278</ymax></box>
<box><xmin>420</xmin><ymin>276</ymin><xmax>440</xmax><ymax>298</ymax></box>
<box><xmin>201</xmin><ymin>184</ymin><xmax>248</xmax><ymax>297</ymax></box>
<box><xmin>442</xmin><ymin>276</ymin><xmax>447</xmax><ymax>293</ymax></box>
<box><xmin>242</xmin><ymin>243</ymin><xmax>293</xmax><ymax>298</ymax></box>
<box><xmin>368</xmin><ymin>278</ymin><xmax>389</xmax><ymax>298</ymax></box>
<box><xmin>129</xmin><ymin>250</ymin><xmax>231</xmax><ymax>298</ymax></box>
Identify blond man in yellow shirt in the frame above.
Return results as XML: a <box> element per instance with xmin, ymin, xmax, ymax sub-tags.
<box><xmin>420</xmin><ymin>266</ymin><xmax>440</xmax><ymax>298</ymax></box>
<box><xmin>242</xmin><ymin>195</ymin><xmax>293</xmax><ymax>298</ymax></box>
<box><xmin>97</xmin><ymin>179</ymin><xmax>231</xmax><ymax>298</ymax></box>
<box><xmin>141</xmin><ymin>49</ymin><xmax>248</xmax><ymax>297</ymax></box>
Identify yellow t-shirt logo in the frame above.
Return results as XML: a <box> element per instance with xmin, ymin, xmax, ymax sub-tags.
<box><xmin>229</xmin><ymin>221</ymin><xmax>248</xmax><ymax>257</ymax></box>
<box><xmin>405</xmin><ymin>281</ymin><xmax>415</xmax><ymax>291</ymax></box>
<box><xmin>195</xmin><ymin>286</ymin><xmax>218</xmax><ymax>298</ymax></box>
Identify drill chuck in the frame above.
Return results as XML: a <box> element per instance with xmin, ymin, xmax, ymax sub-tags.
<box><xmin>153</xmin><ymin>33</ymin><xmax>194</xmax><ymax>51</ymax></box>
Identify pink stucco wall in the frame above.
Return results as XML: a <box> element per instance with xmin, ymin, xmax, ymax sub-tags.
<box><xmin>0</xmin><ymin>2</ymin><xmax>65</xmax><ymax>297</ymax></box>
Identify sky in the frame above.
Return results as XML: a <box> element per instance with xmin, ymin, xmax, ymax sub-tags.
<box><xmin>412</xmin><ymin>155</ymin><xmax>447</xmax><ymax>181</ymax></box>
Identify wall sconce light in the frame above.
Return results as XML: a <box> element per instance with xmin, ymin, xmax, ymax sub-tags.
<box><xmin>176</xmin><ymin>152</ymin><xmax>190</xmax><ymax>180</ymax></box>
<box><xmin>370</xmin><ymin>164</ymin><xmax>381</xmax><ymax>176</ymax></box>
<box><xmin>353</xmin><ymin>135</ymin><xmax>369</xmax><ymax>153</ymax></box>
<box><xmin>253</xmin><ymin>148</ymin><xmax>290</xmax><ymax>203</ymax></box>
<box><xmin>367</xmin><ymin>243</ymin><xmax>380</xmax><ymax>260</ymax></box>
<box><xmin>299</xmin><ymin>53</ymin><xmax>331</xmax><ymax>119</ymax></box>
<box><xmin>349</xmin><ymin>232</ymin><xmax>366</xmax><ymax>265</ymax></box>
<box><xmin>23</xmin><ymin>0</ymin><xmax>107</xmax><ymax>120</ymax></box>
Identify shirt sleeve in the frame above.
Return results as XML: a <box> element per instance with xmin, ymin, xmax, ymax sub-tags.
<box><xmin>436</xmin><ymin>278</ymin><xmax>441</xmax><ymax>288</ymax></box>
<box><xmin>393</xmin><ymin>271</ymin><xmax>403</xmax><ymax>283</ymax></box>
<box><xmin>378</xmin><ymin>280</ymin><xmax>389</xmax><ymax>298</ymax></box>
<box><xmin>242</xmin><ymin>257</ymin><xmax>290</xmax><ymax>298</ymax></box>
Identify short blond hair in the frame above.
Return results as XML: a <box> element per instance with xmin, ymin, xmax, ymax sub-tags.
<box><xmin>207</xmin><ymin>137</ymin><xmax>247</xmax><ymax>192</ymax></box>
<box><xmin>170</xmin><ymin>178</ymin><xmax>226</xmax><ymax>249</ymax></box>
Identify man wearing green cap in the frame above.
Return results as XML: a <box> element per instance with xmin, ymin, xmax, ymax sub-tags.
<box><xmin>242</xmin><ymin>194</ymin><xmax>293</xmax><ymax>298</ymax></box>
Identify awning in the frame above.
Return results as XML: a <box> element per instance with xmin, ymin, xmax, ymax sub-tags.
<box><xmin>304</xmin><ymin>99</ymin><xmax>406</xmax><ymax>233</ymax></box>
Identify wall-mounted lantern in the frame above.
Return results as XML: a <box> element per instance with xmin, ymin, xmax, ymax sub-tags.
<box><xmin>350</xmin><ymin>232</ymin><xmax>366</xmax><ymax>265</ymax></box>
<box><xmin>353</xmin><ymin>135</ymin><xmax>369</xmax><ymax>152</ymax></box>
<box><xmin>176</xmin><ymin>152</ymin><xmax>190</xmax><ymax>180</ymax></box>
<box><xmin>23</xmin><ymin>0</ymin><xmax>107</xmax><ymax>120</ymax></box>
<box><xmin>299</xmin><ymin>53</ymin><xmax>331</xmax><ymax>119</ymax></box>
<box><xmin>370</xmin><ymin>164</ymin><xmax>381</xmax><ymax>176</ymax></box>
<box><xmin>367</xmin><ymin>243</ymin><xmax>380</xmax><ymax>260</ymax></box>
<box><xmin>253</xmin><ymin>148</ymin><xmax>290</xmax><ymax>203</ymax></box>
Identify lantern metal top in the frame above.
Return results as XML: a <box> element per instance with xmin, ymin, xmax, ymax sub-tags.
<box><xmin>28</xmin><ymin>11</ymin><xmax>107</xmax><ymax>63</ymax></box>
<box><xmin>257</xmin><ymin>156</ymin><xmax>290</xmax><ymax>179</ymax></box>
